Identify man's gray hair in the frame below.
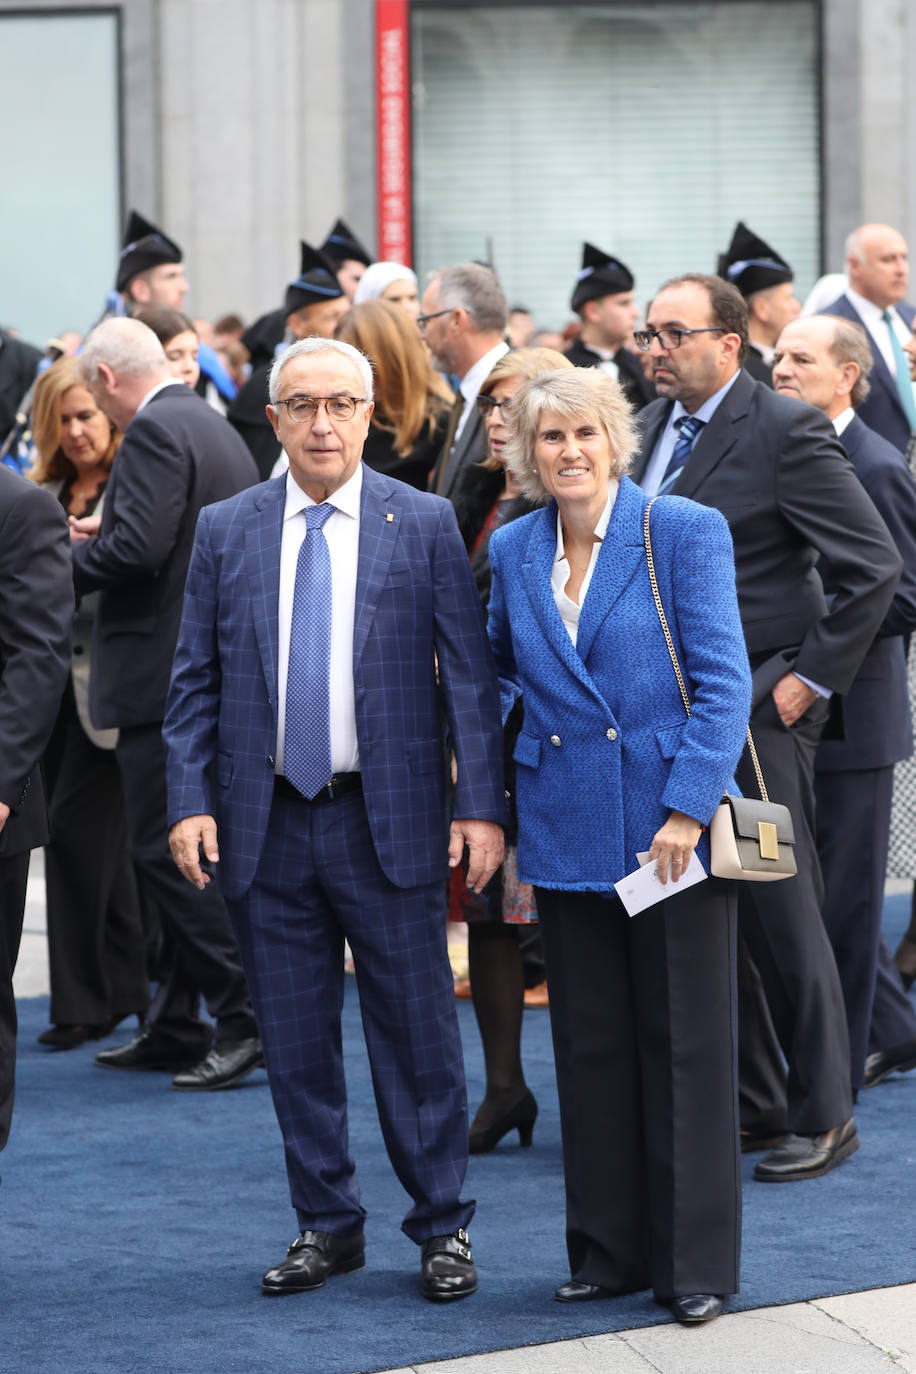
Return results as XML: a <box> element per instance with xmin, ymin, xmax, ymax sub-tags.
<box><xmin>430</xmin><ymin>263</ymin><xmax>508</xmax><ymax>334</ymax></box>
<box><xmin>80</xmin><ymin>317</ymin><xmax>168</xmax><ymax>383</ymax></box>
<box><xmin>268</xmin><ymin>337</ymin><xmax>374</xmax><ymax>405</ymax></box>
<box><xmin>844</xmin><ymin>229</ymin><xmax>866</xmax><ymax>265</ymax></box>
<box><xmin>824</xmin><ymin>315</ymin><xmax>873</xmax><ymax>409</ymax></box>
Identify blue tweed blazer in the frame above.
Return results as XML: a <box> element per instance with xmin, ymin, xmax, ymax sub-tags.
<box><xmin>164</xmin><ymin>463</ymin><xmax>506</xmax><ymax>900</ymax></box>
<box><xmin>487</xmin><ymin>475</ymin><xmax>752</xmax><ymax>892</ymax></box>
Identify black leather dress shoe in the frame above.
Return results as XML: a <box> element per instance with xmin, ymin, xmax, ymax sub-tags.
<box><xmin>262</xmin><ymin>1230</ymin><xmax>365</xmax><ymax>1295</ymax></box>
<box><xmin>864</xmin><ymin>1038</ymin><xmax>916</xmax><ymax>1088</ymax></box>
<box><xmin>420</xmin><ymin>1230</ymin><xmax>477</xmax><ymax>1302</ymax></box>
<box><xmin>754</xmin><ymin>1116</ymin><xmax>859</xmax><ymax>1181</ymax></box>
<box><xmin>670</xmin><ymin>1294</ymin><xmax>723</xmax><ymax>1324</ymax></box>
<box><xmin>740</xmin><ymin>1128</ymin><xmax>787</xmax><ymax>1154</ymax></box>
<box><xmin>554</xmin><ymin>1280</ymin><xmax>613</xmax><ymax>1302</ymax></box>
<box><xmin>171</xmin><ymin>1038</ymin><xmax>264</xmax><ymax>1091</ymax></box>
<box><xmin>95</xmin><ymin>1029</ymin><xmax>202</xmax><ymax>1072</ymax></box>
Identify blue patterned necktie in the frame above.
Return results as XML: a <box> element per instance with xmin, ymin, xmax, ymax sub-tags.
<box><xmin>284</xmin><ymin>502</ymin><xmax>335</xmax><ymax>798</ymax></box>
<box><xmin>882</xmin><ymin>309</ymin><xmax>916</xmax><ymax>429</ymax></box>
<box><xmin>660</xmin><ymin>414</ymin><xmax>704</xmax><ymax>491</ymax></box>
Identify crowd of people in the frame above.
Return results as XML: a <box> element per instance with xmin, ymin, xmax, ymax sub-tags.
<box><xmin>1</xmin><ymin>207</ymin><xmax>915</xmax><ymax>1327</ymax></box>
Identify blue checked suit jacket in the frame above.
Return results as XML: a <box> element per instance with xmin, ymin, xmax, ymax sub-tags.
<box><xmin>164</xmin><ymin>463</ymin><xmax>507</xmax><ymax>900</ymax></box>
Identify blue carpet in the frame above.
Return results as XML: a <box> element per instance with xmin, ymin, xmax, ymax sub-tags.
<box><xmin>3</xmin><ymin>896</ymin><xmax>915</xmax><ymax>1374</ymax></box>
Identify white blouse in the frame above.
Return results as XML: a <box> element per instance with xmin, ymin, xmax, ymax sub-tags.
<box><xmin>550</xmin><ymin>483</ymin><xmax>618</xmax><ymax>646</ymax></box>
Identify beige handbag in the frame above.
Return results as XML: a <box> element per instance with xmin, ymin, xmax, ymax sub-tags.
<box><xmin>644</xmin><ymin>501</ymin><xmax>797</xmax><ymax>882</ymax></box>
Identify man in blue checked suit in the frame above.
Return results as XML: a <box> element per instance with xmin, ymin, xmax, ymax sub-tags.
<box><xmin>164</xmin><ymin>337</ymin><xmax>506</xmax><ymax>1302</ymax></box>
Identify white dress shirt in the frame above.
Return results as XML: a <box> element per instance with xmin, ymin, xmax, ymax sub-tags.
<box><xmin>833</xmin><ymin>406</ymin><xmax>855</xmax><ymax>437</ymax></box>
<box><xmin>275</xmin><ymin>464</ymin><xmax>362</xmax><ymax>777</ymax></box>
<box><xmin>551</xmin><ymin>485</ymin><xmax>618</xmax><ymax>646</ymax></box>
<box><xmin>135</xmin><ymin>378</ymin><xmax>185</xmax><ymax>413</ymax></box>
<box><xmin>453</xmin><ymin>340</ymin><xmax>510</xmax><ymax>445</ymax></box>
<box><xmin>845</xmin><ymin>287</ymin><xmax>914</xmax><ymax>387</ymax></box>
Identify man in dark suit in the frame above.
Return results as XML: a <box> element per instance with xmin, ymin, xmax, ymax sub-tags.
<box><xmin>165</xmin><ymin>337</ymin><xmax>506</xmax><ymax>1300</ymax></box>
<box><xmin>423</xmin><ymin>263</ymin><xmax>509</xmax><ymax>522</ymax></box>
<box><xmin>563</xmin><ymin>242</ymin><xmax>655</xmax><ymax>411</ymax></box>
<box><xmin>716</xmin><ymin>221</ymin><xmax>801</xmax><ymax>386</ymax></box>
<box><xmin>70</xmin><ymin>318</ymin><xmax>262</xmax><ymax>1091</ymax></box>
<box><xmin>0</xmin><ymin>328</ymin><xmax>42</xmax><ymax>455</ymax></box>
<box><xmin>821</xmin><ymin>224</ymin><xmax>915</xmax><ymax>452</ymax></box>
<box><xmin>632</xmin><ymin>274</ymin><xmax>901</xmax><ymax>1181</ymax></box>
<box><xmin>0</xmin><ymin>467</ymin><xmax>73</xmax><ymax>1154</ymax></box>
<box><xmin>772</xmin><ymin>314</ymin><xmax>916</xmax><ymax>1093</ymax></box>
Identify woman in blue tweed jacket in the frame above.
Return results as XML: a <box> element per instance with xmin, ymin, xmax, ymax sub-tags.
<box><xmin>487</xmin><ymin>368</ymin><xmax>752</xmax><ymax>1325</ymax></box>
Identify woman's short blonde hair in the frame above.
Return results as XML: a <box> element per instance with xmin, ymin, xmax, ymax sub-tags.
<box><xmin>477</xmin><ymin>347</ymin><xmax>572</xmax><ymax>472</ymax></box>
<box><xmin>504</xmin><ymin>367</ymin><xmax>637</xmax><ymax>503</ymax></box>
<box><xmin>30</xmin><ymin>356</ymin><xmax>119</xmax><ymax>485</ymax></box>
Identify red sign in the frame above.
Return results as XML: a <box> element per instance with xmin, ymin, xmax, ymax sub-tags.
<box><xmin>376</xmin><ymin>0</ymin><xmax>412</xmax><ymax>266</ymax></box>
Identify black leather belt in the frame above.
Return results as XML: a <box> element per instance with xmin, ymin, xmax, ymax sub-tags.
<box><xmin>274</xmin><ymin>773</ymin><xmax>362</xmax><ymax>804</ymax></box>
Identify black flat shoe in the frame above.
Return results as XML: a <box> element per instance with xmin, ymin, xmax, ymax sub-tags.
<box><xmin>554</xmin><ymin>1280</ymin><xmax>614</xmax><ymax>1302</ymax></box>
<box><xmin>95</xmin><ymin>1029</ymin><xmax>203</xmax><ymax>1072</ymax></box>
<box><xmin>420</xmin><ymin>1230</ymin><xmax>477</xmax><ymax>1301</ymax></box>
<box><xmin>171</xmin><ymin>1038</ymin><xmax>264</xmax><ymax>1091</ymax></box>
<box><xmin>754</xmin><ymin>1116</ymin><xmax>859</xmax><ymax>1181</ymax></box>
<box><xmin>262</xmin><ymin>1230</ymin><xmax>365</xmax><ymax>1295</ymax></box>
<box><xmin>38</xmin><ymin>1025</ymin><xmax>93</xmax><ymax>1050</ymax></box>
<box><xmin>670</xmin><ymin>1294</ymin><xmax>723</xmax><ymax>1325</ymax></box>
<box><xmin>864</xmin><ymin>1038</ymin><xmax>916</xmax><ymax>1087</ymax></box>
<box><xmin>468</xmin><ymin>1089</ymin><xmax>538</xmax><ymax>1153</ymax></box>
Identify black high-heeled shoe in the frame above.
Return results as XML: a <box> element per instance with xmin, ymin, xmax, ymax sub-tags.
<box><xmin>468</xmin><ymin>1089</ymin><xmax>538</xmax><ymax>1153</ymax></box>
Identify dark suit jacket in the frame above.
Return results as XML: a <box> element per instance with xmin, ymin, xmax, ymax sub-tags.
<box><xmin>0</xmin><ymin>466</ymin><xmax>72</xmax><ymax>856</ymax></box>
<box><xmin>164</xmin><ymin>464</ymin><xmax>507</xmax><ymax>900</ymax></box>
<box><xmin>71</xmin><ymin>383</ymin><xmax>259</xmax><ymax>730</ymax></box>
<box><xmin>0</xmin><ymin>332</ymin><xmax>42</xmax><ymax>445</ymax></box>
<box><xmin>563</xmin><ymin>338</ymin><xmax>656</xmax><ymax>411</ymax></box>
<box><xmin>816</xmin><ymin>414</ymin><xmax>916</xmax><ymax>771</ymax></box>
<box><xmin>821</xmin><ymin>294</ymin><xmax>916</xmax><ymax>453</ymax></box>
<box><xmin>632</xmin><ymin>369</ymin><xmax>902</xmax><ymax>701</ymax></box>
<box><xmin>743</xmin><ymin>346</ymin><xmax>774</xmax><ymax>387</ymax></box>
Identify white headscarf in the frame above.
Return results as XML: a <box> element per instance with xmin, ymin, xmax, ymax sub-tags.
<box><xmin>353</xmin><ymin>261</ymin><xmax>418</xmax><ymax>306</ymax></box>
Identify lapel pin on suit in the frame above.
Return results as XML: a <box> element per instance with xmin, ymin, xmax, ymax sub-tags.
<box><xmin>386</xmin><ymin>513</ymin><xmax>394</xmax><ymax>523</ymax></box>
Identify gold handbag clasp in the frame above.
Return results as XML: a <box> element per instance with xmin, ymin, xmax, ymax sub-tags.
<box><xmin>758</xmin><ymin>821</ymin><xmax>779</xmax><ymax>861</ymax></box>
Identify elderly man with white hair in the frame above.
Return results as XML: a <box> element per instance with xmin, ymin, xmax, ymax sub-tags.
<box><xmin>70</xmin><ymin>317</ymin><xmax>262</xmax><ymax>1091</ymax></box>
<box><xmin>821</xmin><ymin>224</ymin><xmax>916</xmax><ymax>452</ymax></box>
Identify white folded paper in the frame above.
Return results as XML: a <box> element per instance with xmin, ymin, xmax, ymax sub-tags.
<box><xmin>614</xmin><ymin>850</ymin><xmax>707</xmax><ymax>917</ymax></box>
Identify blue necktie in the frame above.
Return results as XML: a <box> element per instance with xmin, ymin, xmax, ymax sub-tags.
<box><xmin>284</xmin><ymin>502</ymin><xmax>335</xmax><ymax>799</ymax></box>
<box><xmin>660</xmin><ymin>415</ymin><xmax>704</xmax><ymax>491</ymax></box>
<box><xmin>882</xmin><ymin>310</ymin><xmax>916</xmax><ymax>429</ymax></box>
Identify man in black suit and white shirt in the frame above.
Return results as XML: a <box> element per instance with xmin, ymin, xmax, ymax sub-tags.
<box><xmin>422</xmin><ymin>263</ymin><xmax>509</xmax><ymax>526</ymax></box>
<box><xmin>821</xmin><ymin>224</ymin><xmax>916</xmax><ymax>453</ymax></box>
<box><xmin>632</xmin><ymin>275</ymin><xmax>901</xmax><ymax>1181</ymax></box>
<box><xmin>70</xmin><ymin>318</ymin><xmax>262</xmax><ymax>1092</ymax></box>
<box><xmin>0</xmin><ymin>466</ymin><xmax>73</xmax><ymax>1155</ymax></box>
<box><xmin>772</xmin><ymin>314</ymin><xmax>916</xmax><ymax>1094</ymax></box>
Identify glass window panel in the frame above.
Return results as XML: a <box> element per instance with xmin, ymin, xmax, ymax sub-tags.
<box><xmin>0</xmin><ymin>13</ymin><xmax>120</xmax><ymax>348</ymax></box>
<box><xmin>412</xmin><ymin>3</ymin><xmax>819</xmax><ymax>328</ymax></box>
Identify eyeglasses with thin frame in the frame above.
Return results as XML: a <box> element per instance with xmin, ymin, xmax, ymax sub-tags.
<box><xmin>416</xmin><ymin>308</ymin><xmax>453</xmax><ymax>332</ymax></box>
<box><xmin>475</xmin><ymin>393</ymin><xmax>516</xmax><ymax>420</ymax></box>
<box><xmin>273</xmin><ymin>395</ymin><xmax>368</xmax><ymax>423</ymax></box>
<box><xmin>633</xmin><ymin>327</ymin><xmax>727</xmax><ymax>351</ymax></box>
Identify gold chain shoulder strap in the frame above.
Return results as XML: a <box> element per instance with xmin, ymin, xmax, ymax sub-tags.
<box><xmin>643</xmin><ymin>498</ymin><xmax>769</xmax><ymax>804</ymax></box>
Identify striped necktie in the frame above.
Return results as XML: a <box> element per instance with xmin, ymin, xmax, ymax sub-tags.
<box><xmin>882</xmin><ymin>310</ymin><xmax>916</xmax><ymax>429</ymax></box>
<box><xmin>660</xmin><ymin>415</ymin><xmax>704</xmax><ymax>491</ymax></box>
<box><xmin>284</xmin><ymin>502</ymin><xmax>335</xmax><ymax>799</ymax></box>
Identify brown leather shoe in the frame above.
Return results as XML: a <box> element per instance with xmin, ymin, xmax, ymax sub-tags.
<box><xmin>262</xmin><ymin>1230</ymin><xmax>365</xmax><ymax>1295</ymax></box>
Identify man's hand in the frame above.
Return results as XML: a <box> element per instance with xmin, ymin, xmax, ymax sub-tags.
<box><xmin>448</xmin><ymin>818</ymin><xmax>505</xmax><ymax>893</ymax></box>
<box><xmin>648</xmin><ymin>810</ymin><xmax>703</xmax><ymax>885</ymax></box>
<box><xmin>0</xmin><ymin>800</ymin><xmax>9</xmax><ymax>836</ymax></box>
<box><xmin>771</xmin><ymin>672</ymin><xmax>817</xmax><ymax>728</ymax></box>
<box><xmin>169</xmin><ymin>814</ymin><xmax>219</xmax><ymax>889</ymax></box>
<box><xmin>68</xmin><ymin>513</ymin><xmax>101</xmax><ymax>542</ymax></box>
